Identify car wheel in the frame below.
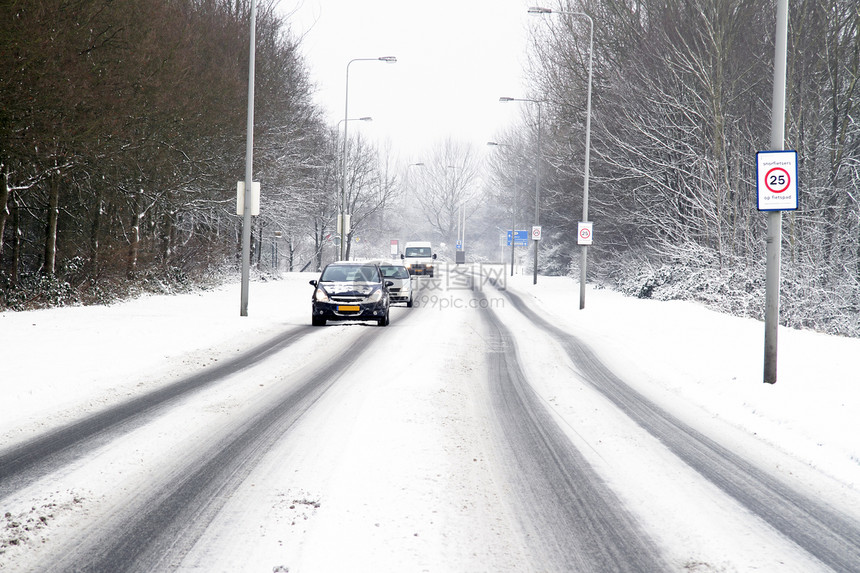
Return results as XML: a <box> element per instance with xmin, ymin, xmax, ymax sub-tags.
<box><xmin>377</xmin><ymin>310</ymin><xmax>389</xmax><ymax>326</ymax></box>
<box><xmin>312</xmin><ymin>315</ymin><xmax>326</xmax><ymax>326</ymax></box>
<box><xmin>406</xmin><ymin>296</ymin><xmax>413</xmax><ymax>308</ymax></box>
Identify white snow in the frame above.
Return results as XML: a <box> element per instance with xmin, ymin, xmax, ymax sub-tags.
<box><xmin>1</xmin><ymin>271</ymin><xmax>859</xmax><ymax>571</ymax></box>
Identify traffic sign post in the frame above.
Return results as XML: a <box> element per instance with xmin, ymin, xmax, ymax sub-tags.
<box><xmin>763</xmin><ymin>0</ymin><xmax>790</xmax><ymax>385</ymax></box>
<box><xmin>531</xmin><ymin>226</ymin><xmax>542</xmax><ymax>285</ymax></box>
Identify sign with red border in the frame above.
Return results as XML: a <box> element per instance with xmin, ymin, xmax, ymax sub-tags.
<box><xmin>577</xmin><ymin>222</ymin><xmax>593</xmax><ymax>245</ymax></box>
<box><xmin>757</xmin><ymin>150</ymin><xmax>798</xmax><ymax>211</ymax></box>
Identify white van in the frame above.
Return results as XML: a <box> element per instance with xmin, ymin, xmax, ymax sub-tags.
<box><xmin>401</xmin><ymin>241</ymin><xmax>437</xmax><ymax>277</ymax></box>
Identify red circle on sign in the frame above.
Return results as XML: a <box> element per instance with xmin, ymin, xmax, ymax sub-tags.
<box><xmin>765</xmin><ymin>167</ymin><xmax>791</xmax><ymax>193</ymax></box>
<box><xmin>580</xmin><ymin>228</ymin><xmax>591</xmax><ymax>239</ymax></box>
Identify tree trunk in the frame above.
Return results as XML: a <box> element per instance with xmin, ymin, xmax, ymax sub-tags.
<box><xmin>0</xmin><ymin>164</ymin><xmax>9</xmax><ymax>258</ymax></box>
<box><xmin>288</xmin><ymin>234</ymin><xmax>295</xmax><ymax>272</ymax></box>
<box><xmin>253</xmin><ymin>218</ymin><xmax>262</xmax><ymax>267</ymax></box>
<box><xmin>128</xmin><ymin>194</ymin><xmax>141</xmax><ymax>278</ymax></box>
<box><xmin>345</xmin><ymin>230</ymin><xmax>353</xmax><ymax>260</ymax></box>
<box><xmin>11</xmin><ymin>191</ymin><xmax>21</xmax><ymax>286</ymax></box>
<box><xmin>314</xmin><ymin>222</ymin><xmax>323</xmax><ymax>272</ymax></box>
<box><xmin>160</xmin><ymin>205</ymin><xmax>175</xmax><ymax>270</ymax></box>
<box><xmin>43</xmin><ymin>171</ymin><xmax>60</xmax><ymax>276</ymax></box>
<box><xmin>90</xmin><ymin>186</ymin><xmax>102</xmax><ymax>277</ymax></box>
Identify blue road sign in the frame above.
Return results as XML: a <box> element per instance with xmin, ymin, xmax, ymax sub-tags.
<box><xmin>506</xmin><ymin>230</ymin><xmax>529</xmax><ymax>247</ymax></box>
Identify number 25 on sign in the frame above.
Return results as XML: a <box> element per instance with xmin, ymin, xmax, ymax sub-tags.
<box><xmin>756</xmin><ymin>150</ymin><xmax>798</xmax><ymax>211</ymax></box>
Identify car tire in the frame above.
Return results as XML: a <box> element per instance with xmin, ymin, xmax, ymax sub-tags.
<box><xmin>377</xmin><ymin>310</ymin><xmax>390</xmax><ymax>326</ymax></box>
<box><xmin>406</xmin><ymin>296</ymin><xmax>413</xmax><ymax>308</ymax></box>
<box><xmin>312</xmin><ymin>315</ymin><xmax>326</xmax><ymax>326</ymax></box>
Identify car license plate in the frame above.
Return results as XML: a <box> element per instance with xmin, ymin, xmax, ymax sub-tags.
<box><xmin>338</xmin><ymin>305</ymin><xmax>360</xmax><ymax>312</ymax></box>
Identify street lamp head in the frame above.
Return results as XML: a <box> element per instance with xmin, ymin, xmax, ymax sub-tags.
<box><xmin>528</xmin><ymin>7</ymin><xmax>553</xmax><ymax>14</ymax></box>
<box><xmin>359</xmin><ymin>116</ymin><xmax>373</xmax><ymax>121</ymax></box>
<box><xmin>378</xmin><ymin>56</ymin><xmax>397</xmax><ymax>63</ymax></box>
<box><xmin>500</xmin><ymin>96</ymin><xmax>544</xmax><ymax>105</ymax></box>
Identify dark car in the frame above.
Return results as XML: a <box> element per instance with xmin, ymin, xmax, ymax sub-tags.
<box><xmin>309</xmin><ymin>261</ymin><xmax>392</xmax><ymax>326</ymax></box>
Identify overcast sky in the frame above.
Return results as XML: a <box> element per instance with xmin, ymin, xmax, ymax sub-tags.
<box><xmin>281</xmin><ymin>0</ymin><xmax>538</xmax><ymax>159</ymax></box>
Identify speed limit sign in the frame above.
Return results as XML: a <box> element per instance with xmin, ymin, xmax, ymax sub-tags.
<box><xmin>757</xmin><ymin>150</ymin><xmax>798</xmax><ymax>211</ymax></box>
<box><xmin>531</xmin><ymin>226</ymin><xmax>542</xmax><ymax>241</ymax></box>
<box><xmin>577</xmin><ymin>222</ymin><xmax>593</xmax><ymax>245</ymax></box>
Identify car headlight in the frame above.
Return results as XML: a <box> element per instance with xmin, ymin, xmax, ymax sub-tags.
<box><xmin>367</xmin><ymin>289</ymin><xmax>383</xmax><ymax>303</ymax></box>
<box><xmin>314</xmin><ymin>288</ymin><xmax>330</xmax><ymax>302</ymax></box>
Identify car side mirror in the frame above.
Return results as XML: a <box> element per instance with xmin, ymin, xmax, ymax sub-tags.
<box><xmin>432</xmin><ymin>253</ymin><xmax>437</xmax><ymax>259</ymax></box>
<box><xmin>309</xmin><ymin>280</ymin><xmax>317</xmax><ymax>286</ymax></box>
<box><xmin>400</xmin><ymin>253</ymin><xmax>404</xmax><ymax>259</ymax></box>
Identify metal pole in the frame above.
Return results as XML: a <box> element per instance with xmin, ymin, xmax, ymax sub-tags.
<box><xmin>462</xmin><ymin>199</ymin><xmax>467</xmax><ymax>251</ymax></box>
<box><xmin>511</xmin><ymin>182</ymin><xmax>516</xmax><ymax>276</ymax></box>
<box><xmin>533</xmin><ymin>103</ymin><xmax>542</xmax><ymax>285</ymax></box>
<box><xmin>579</xmin><ymin>14</ymin><xmax>593</xmax><ymax>310</ymax></box>
<box><xmin>340</xmin><ymin>61</ymin><xmax>354</xmax><ymax>262</ymax></box>
<box><xmin>498</xmin><ymin>98</ymin><xmax>544</xmax><ymax>284</ymax></box>
<box><xmin>240</xmin><ymin>0</ymin><xmax>256</xmax><ymax>317</ymax></box>
<box><xmin>340</xmin><ymin>57</ymin><xmax>396</xmax><ymax>261</ymax></box>
<box><xmin>527</xmin><ymin>9</ymin><xmax>594</xmax><ymax>303</ymax></box>
<box><xmin>456</xmin><ymin>204</ymin><xmax>461</xmax><ymax>248</ymax></box>
<box><xmin>764</xmin><ymin>0</ymin><xmax>789</xmax><ymax>384</ymax></box>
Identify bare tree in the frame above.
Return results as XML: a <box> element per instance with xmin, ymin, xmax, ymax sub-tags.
<box><xmin>0</xmin><ymin>0</ymin><xmax>327</xmax><ymax>307</ymax></box>
<box><xmin>411</xmin><ymin>138</ymin><xmax>483</xmax><ymax>250</ymax></box>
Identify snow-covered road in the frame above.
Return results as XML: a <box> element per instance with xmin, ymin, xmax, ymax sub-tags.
<box><xmin>2</xmin><ymin>268</ymin><xmax>860</xmax><ymax>572</ymax></box>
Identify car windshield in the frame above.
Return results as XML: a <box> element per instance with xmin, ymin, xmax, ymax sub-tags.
<box><xmin>380</xmin><ymin>266</ymin><xmax>410</xmax><ymax>279</ymax></box>
<box><xmin>405</xmin><ymin>247</ymin><xmax>430</xmax><ymax>257</ymax></box>
<box><xmin>320</xmin><ymin>265</ymin><xmax>380</xmax><ymax>283</ymax></box>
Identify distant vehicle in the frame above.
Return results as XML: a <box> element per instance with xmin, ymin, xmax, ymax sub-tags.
<box><xmin>309</xmin><ymin>261</ymin><xmax>391</xmax><ymax>326</ymax></box>
<box><xmin>377</xmin><ymin>262</ymin><xmax>413</xmax><ymax>307</ymax></box>
<box><xmin>401</xmin><ymin>241</ymin><xmax>437</xmax><ymax>277</ymax></box>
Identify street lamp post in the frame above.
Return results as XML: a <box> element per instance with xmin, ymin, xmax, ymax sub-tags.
<box><xmin>240</xmin><ymin>0</ymin><xmax>257</xmax><ymax>317</ymax></box>
<box><xmin>341</xmin><ymin>56</ymin><xmax>396</xmax><ymax>260</ymax></box>
<box><xmin>488</xmin><ymin>141</ymin><xmax>517</xmax><ymax>276</ymax></box>
<box><xmin>446</xmin><ymin>165</ymin><xmax>467</xmax><ymax>260</ymax></box>
<box><xmin>337</xmin><ymin>116</ymin><xmax>372</xmax><ymax>256</ymax></box>
<box><xmin>500</xmin><ymin>97</ymin><xmax>543</xmax><ymax>285</ymax></box>
<box><xmin>529</xmin><ymin>6</ymin><xmax>594</xmax><ymax>308</ymax></box>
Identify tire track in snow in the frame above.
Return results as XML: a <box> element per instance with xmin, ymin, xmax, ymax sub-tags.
<box><xmin>478</xmin><ymin>294</ymin><xmax>669</xmax><ymax>571</ymax></box>
<box><xmin>501</xmin><ymin>287</ymin><xmax>860</xmax><ymax>572</ymax></box>
<box><xmin>0</xmin><ymin>326</ymin><xmax>314</xmax><ymax>496</ymax></box>
<box><xmin>34</xmin><ymin>323</ymin><xmax>386</xmax><ymax>572</ymax></box>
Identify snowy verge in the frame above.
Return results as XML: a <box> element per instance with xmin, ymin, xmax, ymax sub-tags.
<box><xmin>502</xmin><ymin>274</ymin><xmax>860</xmax><ymax>494</ymax></box>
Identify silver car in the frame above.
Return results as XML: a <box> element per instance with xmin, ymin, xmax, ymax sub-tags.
<box><xmin>378</xmin><ymin>262</ymin><xmax>414</xmax><ymax>307</ymax></box>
